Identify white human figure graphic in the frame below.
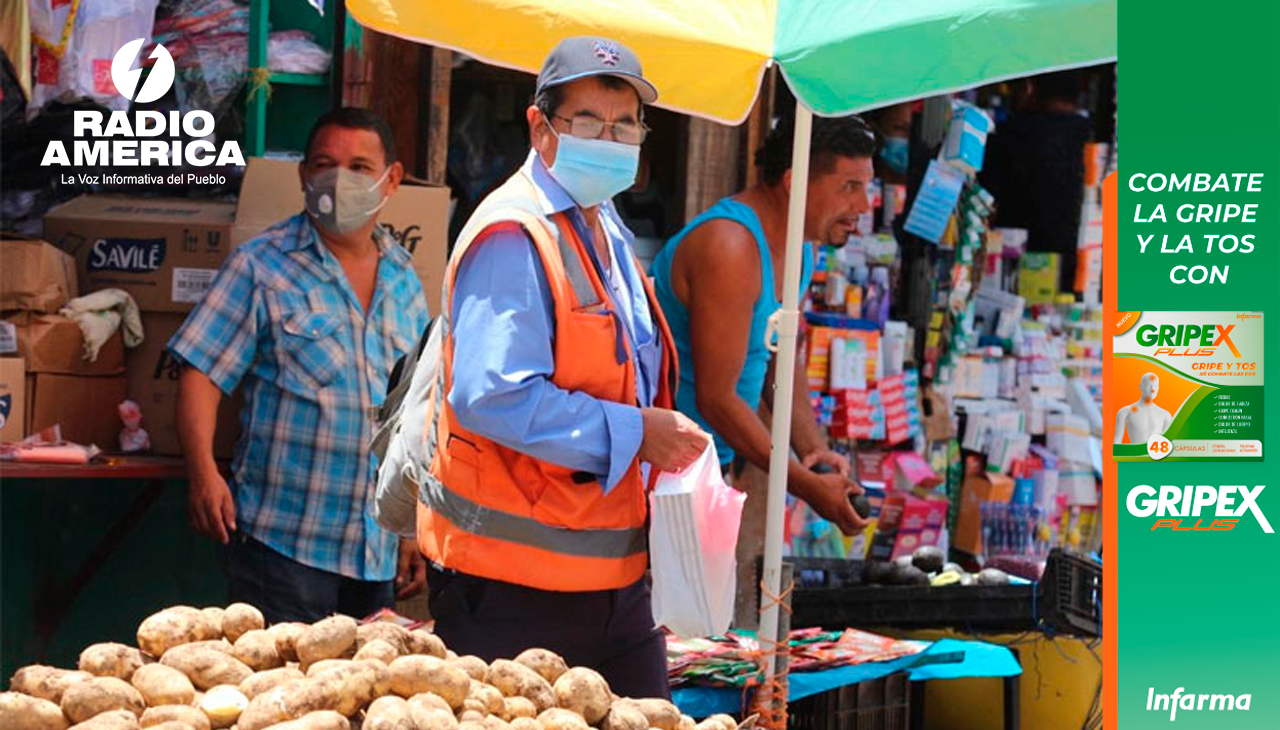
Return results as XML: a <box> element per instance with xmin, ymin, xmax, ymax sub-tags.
<box><xmin>1114</xmin><ymin>372</ymin><xmax>1172</xmax><ymax>444</ymax></box>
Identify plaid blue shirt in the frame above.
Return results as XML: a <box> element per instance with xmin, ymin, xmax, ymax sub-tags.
<box><xmin>169</xmin><ymin>213</ymin><xmax>428</xmax><ymax>581</ymax></box>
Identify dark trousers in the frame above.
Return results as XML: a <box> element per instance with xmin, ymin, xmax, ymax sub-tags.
<box><xmin>427</xmin><ymin>563</ymin><xmax>671</xmax><ymax>700</ymax></box>
<box><xmin>220</xmin><ymin>533</ymin><xmax>394</xmax><ymax>624</ymax></box>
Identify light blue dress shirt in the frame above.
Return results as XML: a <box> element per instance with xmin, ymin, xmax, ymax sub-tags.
<box><xmin>448</xmin><ymin>151</ymin><xmax>663</xmax><ymax>493</ymax></box>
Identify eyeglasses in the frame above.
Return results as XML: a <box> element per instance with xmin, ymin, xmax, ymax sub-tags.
<box><xmin>551</xmin><ymin>114</ymin><xmax>649</xmax><ymax>145</ymax></box>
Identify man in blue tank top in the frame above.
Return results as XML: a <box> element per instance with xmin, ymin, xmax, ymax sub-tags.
<box><xmin>652</xmin><ymin>115</ymin><xmax>877</xmax><ymax>537</ymax></box>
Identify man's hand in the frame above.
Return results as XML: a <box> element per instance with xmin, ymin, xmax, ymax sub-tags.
<box><xmin>639</xmin><ymin>408</ymin><xmax>711</xmax><ymax>473</ymax></box>
<box><xmin>802</xmin><ymin>472</ymin><xmax>870</xmax><ymax>536</ymax></box>
<box><xmin>801</xmin><ymin>448</ymin><xmax>851</xmax><ymax>477</ymax></box>
<box><xmin>187</xmin><ymin>470</ymin><xmax>236</xmax><ymax>544</ymax></box>
<box><xmin>396</xmin><ymin>539</ymin><xmax>427</xmax><ymax>600</ymax></box>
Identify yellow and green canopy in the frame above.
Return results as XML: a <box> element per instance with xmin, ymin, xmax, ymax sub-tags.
<box><xmin>348</xmin><ymin>0</ymin><xmax>1117</xmax><ymax>123</ymax></box>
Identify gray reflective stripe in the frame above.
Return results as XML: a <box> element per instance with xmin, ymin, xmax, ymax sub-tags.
<box><xmin>418</xmin><ymin>471</ymin><xmax>646</xmax><ymax>559</ymax></box>
<box><xmin>550</xmin><ymin>219</ymin><xmax>602</xmax><ymax>309</ymax></box>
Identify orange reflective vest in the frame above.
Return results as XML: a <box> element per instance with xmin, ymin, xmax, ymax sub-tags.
<box><xmin>417</xmin><ymin>168</ymin><xmax>677</xmax><ymax>592</ymax></box>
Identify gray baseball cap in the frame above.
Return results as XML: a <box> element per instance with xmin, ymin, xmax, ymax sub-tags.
<box><xmin>536</xmin><ymin>36</ymin><xmax>658</xmax><ymax>104</ymax></box>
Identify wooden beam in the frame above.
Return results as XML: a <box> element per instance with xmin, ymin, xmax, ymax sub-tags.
<box><xmin>361</xmin><ymin>30</ymin><xmax>425</xmax><ymax>176</ymax></box>
<box><xmin>420</xmin><ymin>47</ymin><xmax>452</xmax><ymax>185</ymax></box>
<box><xmin>742</xmin><ymin>66</ymin><xmax>777</xmax><ymax>190</ymax></box>
<box><xmin>682</xmin><ymin>117</ymin><xmax>740</xmax><ymax>223</ymax></box>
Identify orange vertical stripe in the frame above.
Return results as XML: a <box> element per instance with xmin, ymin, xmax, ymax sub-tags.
<box><xmin>1101</xmin><ymin>172</ymin><xmax>1119</xmax><ymax>727</ymax></box>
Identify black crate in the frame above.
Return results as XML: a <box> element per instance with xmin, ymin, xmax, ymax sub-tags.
<box><xmin>1041</xmin><ymin>549</ymin><xmax>1102</xmax><ymax>637</ymax></box>
<box><xmin>791</xmin><ymin>582</ymin><xmax>1038</xmax><ymax>632</ymax></box>
<box><xmin>790</xmin><ymin>673</ymin><xmax>912</xmax><ymax>730</ymax></box>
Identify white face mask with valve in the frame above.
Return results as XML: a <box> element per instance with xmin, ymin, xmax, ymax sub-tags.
<box><xmin>305</xmin><ymin>166</ymin><xmax>391</xmax><ymax>235</ymax></box>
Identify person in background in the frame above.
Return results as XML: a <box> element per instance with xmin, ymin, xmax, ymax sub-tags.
<box><xmin>866</xmin><ymin>101</ymin><xmax>914</xmax><ymax>183</ymax></box>
<box><xmin>980</xmin><ymin>70</ymin><xmax>1091</xmax><ymax>291</ymax></box>
<box><xmin>651</xmin><ymin>115</ymin><xmax>877</xmax><ymax>537</ymax></box>
<box><xmin>416</xmin><ymin>37</ymin><xmax>708</xmax><ymax>699</ymax></box>
<box><xmin>650</xmin><ymin>117</ymin><xmax>877</xmax><ymax>625</ymax></box>
<box><xmin>172</xmin><ymin>108</ymin><xmax>430</xmax><ymax>623</ymax></box>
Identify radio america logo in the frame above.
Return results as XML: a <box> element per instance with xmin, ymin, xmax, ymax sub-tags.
<box><xmin>41</xmin><ymin>39</ymin><xmax>244</xmax><ymax>168</ymax></box>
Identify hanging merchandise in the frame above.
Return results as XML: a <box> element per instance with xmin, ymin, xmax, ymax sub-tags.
<box><xmin>29</xmin><ymin>0</ymin><xmax>162</xmax><ymax>117</ymax></box>
<box><xmin>903</xmin><ymin>160</ymin><xmax>967</xmax><ymax>244</ymax></box>
<box><xmin>268</xmin><ymin>30</ymin><xmax>332</xmax><ymax>75</ymax></box>
<box><xmin>152</xmin><ymin>0</ymin><xmax>249</xmax><ymax>118</ymax></box>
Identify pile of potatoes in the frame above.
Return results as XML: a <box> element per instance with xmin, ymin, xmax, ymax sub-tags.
<box><xmin>2</xmin><ymin>603</ymin><xmax>748</xmax><ymax>730</ymax></box>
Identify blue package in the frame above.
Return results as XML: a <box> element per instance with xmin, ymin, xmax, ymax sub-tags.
<box><xmin>904</xmin><ymin>160</ymin><xmax>967</xmax><ymax>244</ymax></box>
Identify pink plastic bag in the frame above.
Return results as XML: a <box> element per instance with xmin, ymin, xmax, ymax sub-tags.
<box><xmin>649</xmin><ymin>443</ymin><xmax>747</xmax><ymax>638</ymax></box>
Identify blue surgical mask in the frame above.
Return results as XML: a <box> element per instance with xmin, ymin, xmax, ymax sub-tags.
<box><xmin>879</xmin><ymin>136</ymin><xmax>909</xmax><ymax>173</ymax></box>
<box><xmin>547</xmin><ymin>128</ymin><xmax>640</xmax><ymax>208</ymax></box>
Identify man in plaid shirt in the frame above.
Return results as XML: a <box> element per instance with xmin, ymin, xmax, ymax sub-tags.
<box><xmin>170</xmin><ymin>108</ymin><xmax>430</xmax><ymax>622</ymax></box>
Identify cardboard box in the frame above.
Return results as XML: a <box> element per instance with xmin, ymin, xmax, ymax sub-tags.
<box><xmin>128</xmin><ymin>312</ymin><xmax>240</xmax><ymax>459</ymax></box>
<box><xmin>43</xmin><ymin>196</ymin><xmax>237</xmax><ymax>313</ymax></box>
<box><xmin>27</xmin><ymin>373</ymin><xmax>127</xmax><ymax>448</ymax></box>
<box><xmin>3</xmin><ymin>312</ymin><xmax>124</xmax><ymax>375</ymax></box>
<box><xmin>0</xmin><ymin>238</ymin><xmax>78</xmax><ymax>312</ymax></box>
<box><xmin>232</xmin><ymin>157</ymin><xmax>450</xmax><ymax>311</ymax></box>
<box><xmin>953</xmin><ymin>472</ymin><xmax>1016</xmax><ymax>555</ymax></box>
<box><xmin>0</xmin><ymin>358</ymin><xmax>26</xmax><ymax>441</ymax></box>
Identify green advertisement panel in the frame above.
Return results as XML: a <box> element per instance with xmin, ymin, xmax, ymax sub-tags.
<box><xmin>1118</xmin><ymin>1</ymin><xmax>1280</xmax><ymax>727</ymax></box>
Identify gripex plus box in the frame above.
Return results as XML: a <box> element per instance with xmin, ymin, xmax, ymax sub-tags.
<box><xmin>1112</xmin><ymin>311</ymin><xmax>1263</xmax><ymax>461</ymax></box>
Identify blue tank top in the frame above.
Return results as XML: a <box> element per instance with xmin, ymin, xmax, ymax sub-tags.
<box><xmin>651</xmin><ymin>198</ymin><xmax>814</xmax><ymax>465</ymax></box>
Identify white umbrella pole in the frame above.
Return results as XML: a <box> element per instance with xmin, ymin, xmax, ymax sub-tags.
<box><xmin>757</xmin><ymin>104</ymin><xmax>813</xmax><ymax>699</ymax></box>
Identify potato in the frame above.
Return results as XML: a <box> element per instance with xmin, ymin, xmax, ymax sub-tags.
<box><xmin>306</xmin><ymin>659</ymin><xmax>353</xmax><ymax>678</ymax></box>
<box><xmin>235</xmin><ymin>681</ymin><xmax>306</xmax><ymax>730</ymax></box>
<box><xmin>159</xmin><ymin>645</ymin><xmax>252</xmax><ymax>691</ymax></box>
<box><xmin>356</xmin><ymin>623</ymin><xmax>411</xmax><ymax>655</ymax></box>
<box><xmin>238</xmin><ymin>666</ymin><xmax>305</xmax><ymax>700</ymax></box>
<box><xmin>353</xmin><ymin>639</ymin><xmax>398</xmax><ymax>665</ymax></box>
<box><xmin>265</xmin><ymin>623</ymin><xmax>307</xmax><ymax>663</ymax></box>
<box><xmin>266</xmin><ymin>711</ymin><xmax>351</xmax><ymax>730</ymax></box>
<box><xmin>387</xmin><ymin>656</ymin><xmax>469</xmax><ymax>709</ymax></box>
<box><xmin>552</xmin><ymin>667</ymin><xmax>609</xmax><ymax>724</ymax></box>
<box><xmin>513</xmin><ymin>649</ymin><xmax>568</xmax><ymax>684</ymax></box>
<box><xmin>10</xmin><ymin>665</ymin><xmax>95</xmax><ymax>704</ymax></box>
<box><xmin>693</xmin><ymin>715</ymin><xmax>735</xmax><ymax>730</ymax></box>
<box><xmin>363</xmin><ymin>696</ymin><xmax>413</xmax><ymax>730</ymax></box>
<box><xmin>509</xmin><ymin>719</ymin><xmax>540</xmax><ymax>730</ymax></box>
<box><xmin>68</xmin><ymin>709</ymin><xmax>140</xmax><ymax>730</ymax></box>
<box><xmin>80</xmin><ymin>644</ymin><xmax>147</xmax><ymax>681</ymax></box>
<box><xmin>181</xmin><ymin>641</ymin><xmax>234</xmax><ymax>657</ymax></box>
<box><xmin>405</xmin><ymin>693</ymin><xmax>457</xmax><ymax>730</ymax></box>
<box><xmin>140</xmin><ymin>705</ymin><xmax>211</xmax><ymax>730</ymax></box>
<box><xmin>196</xmin><ymin>685</ymin><xmax>247</xmax><ymax>730</ymax></box>
<box><xmin>296</xmin><ymin>616</ymin><xmax>358</xmax><ymax>669</ymax></box>
<box><xmin>0</xmin><ymin>691</ymin><xmax>69</xmax><ymax>730</ymax></box>
<box><xmin>232</xmin><ymin>630</ymin><xmax>282</xmax><ymax>672</ymax></box>
<box><xmin>406</xmin><ymin>630</ymin><xmax>447</xmax><ymax>659</ymax></box>
<box><xmin>312</xmin><ymin>661</ymin><xmax>388</xmax><ymax>717</ymax></box>
<box><xmin>199</xmin><ymin>609</ymin><xmax>225</xmax><ymax>636</ymax></box>
<box><xmin>144</xmin><ymin>723</ymin><xmax>196</xmax><ymax>730</ymax></box>
<box><xmin>221</xmin><ymin>604</ymin><xmax>264</xmax><ymax>644</ymax></box>
<box><xmin>485</xmin><ymin>660</ymin><xmax>555</xmax><ymax>712</ymax></box>
<box><xmin>678</xmin><ymin>715</ymin><xmax>698</xmax><ymax>730</ymax></box>
<box><xmin>482</xmin><ymin>717</ymin><xmax>511</xmax><ymax>730</ymax></box>
<box><xmin>458</xmin><ymin>723</ymin><xmax>486</xmax><ymax>730</ymax></box>
<box><xmin>137</xmin><ymin>607</ymin><xmax>220</xmax><ymax>658</ymax></box>
<box><xmin>130</xmin><ymin>664</ymin><xmax>195</xmax><ymax>707</ymax></box>
<box><xmin>600</xmin><ymin>703</ymin><xmax>648</xmax><ymax>730</ymax></box>
<box><xmin>538</xmin><ymin>708</ymin><xmax>590</xmax><ymax>730</ymax></box>
<box><xmin>62</xmin><ymin>677</ymin><xmax>146</xmax><ymax>723</ymax></box>
<box><xmin>449</xmin><ymin>656</ymin><xmax>488</xmax><ymax>683</ymax></box>
<box><xmin>466</xmin><ymin>681</ymin><xmax>504</xmax><ymax>716</ymax></box>
<box><xmin>503</xmin><ymin>696</ymin><xmax>537</xmax><ymax>720</ymax></box>
<box><xmin>458</xmin><ymin>711</ymin><xmax>485</xmax><ymax>723</ymax></box>
<box><xmin>618</xmin><ymin>699</ymin><xmax>681</xmax><ymax>730</ymax></box>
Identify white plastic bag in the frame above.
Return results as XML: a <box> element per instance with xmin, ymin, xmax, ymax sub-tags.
<box><xmin>649</xmin><ymin>443</ymin><xmax>747</xmax><ymax>638</ymax></box>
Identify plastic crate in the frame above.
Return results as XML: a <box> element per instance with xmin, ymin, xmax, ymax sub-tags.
<box><xmin>790</xmin><ymin>672</ymin><xmax>912</xmax><ymax>730</ymax></box>
<box><xmin>792</xmin><ymin>582</ymin><xmax>1037</xmax><ymax>632</ymax></box>
<box><xmin>1041</xmin><ymin>549</ymin><xmax>1102</xmax><ymax>637</ymax></box>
